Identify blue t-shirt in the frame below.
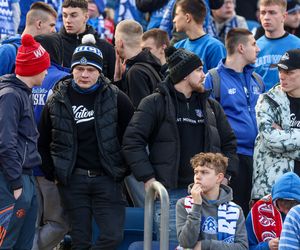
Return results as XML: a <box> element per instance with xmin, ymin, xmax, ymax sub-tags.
<box><xmin>255</xmin><ymin>33</ymin><xmax>300</xmax><ymax>90</ymax></box>
<box><xmin>174</xmin><ymin>34</ymin><xmax>226</xmax><ymax>73</ymax></box>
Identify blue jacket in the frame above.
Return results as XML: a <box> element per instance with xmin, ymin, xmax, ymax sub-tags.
<box><xmin>0</xmin><ymin>74</ymin><xmax>41</xmax><ymax>189</ymax></box>
<box><xmin>32</xmin><ymin>62</ymin><xmax>70</xmax><ymax>176</ymax></box>
<box><xmin>205</xmin><ymin>59</ymin><xmax>264</xmax><ymax>156</ymax></box>
<box><xmin>246</xmin><ymin>172</ymin><xmax>300</xmax><ymax>250</ymax></box>
<box><xmin>0</xmin><ymin>36</ymin><xmax>21</xmax><ymax>76</ymax></box>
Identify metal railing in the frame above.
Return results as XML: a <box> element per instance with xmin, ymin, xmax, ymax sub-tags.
<box><xmin>144</xmin><ymin>181</ymin><xmax>170</xmax><ymax>250</ymax></box>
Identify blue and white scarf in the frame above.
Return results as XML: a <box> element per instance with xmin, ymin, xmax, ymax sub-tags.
<box><xmin>184</xmin><ymin>196</ymin><xmax>240</xmax><ymax>243</ymax></box>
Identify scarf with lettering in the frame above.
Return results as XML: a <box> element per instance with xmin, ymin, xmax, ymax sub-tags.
<box><xmin>251</xmin><ymin>194</ymin><xmax>282</xmax><ymax>242</ymax></box>
<box><xmin>183</xmin><ymin>195</ymin><xmax>240</xmax><ymax>243</ymax></box>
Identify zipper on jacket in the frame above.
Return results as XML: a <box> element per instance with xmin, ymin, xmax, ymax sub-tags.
<box><xmin>21</xmin><ymin>142</ymin><xmax>28</xmax><ymax>166</ymax></box>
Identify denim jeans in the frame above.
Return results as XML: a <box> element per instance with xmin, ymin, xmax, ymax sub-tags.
<box><xmin>58</xmin><ymin>174</ymin><xmax>126</xmax><ymax>250</ymax></box>
<box><xmin>154</xmin><ymin>188</ymin><xmax>187</xmax><ymax>242</ymax></box>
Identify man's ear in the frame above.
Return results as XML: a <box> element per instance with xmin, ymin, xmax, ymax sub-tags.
<box><xmin>237</xmin><ymin>43</ymin><xmax>245</xmax><ymax>54</ymax></box>
<box><xmin>217</xmin><ymin>172</ymin><xmax>224</xmax><ymax>184</ymax></box>
<box><xmin>36</xmin><ymin>20</ymin><xmax>42</xmax><ymax>30</ymax></box>
<box><xmin>186</xmin><ymin>13</ymin><xmax>192</xmax><ymax>23</ymax></box>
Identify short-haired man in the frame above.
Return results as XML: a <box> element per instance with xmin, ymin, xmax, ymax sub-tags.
<box><xmin>114</xmin><ymin>20</ymin><xmax>163</xmax><ymax>108</ymax></box>
<box><xmin>59</xmin><ymin>0</ymin><xmax>115</xmax><ymax>80</ymax></box>
<box><xmin>252</xmin><ymin>49</ymin><xmax>300</xmax><ymax>200</ymax></box>
<box><xmin>208</xmin><ymin>0</ymin><xmax>248</xmax><ymax>42</ymax></box>
<box><xmin>205</xmin><ymin>28</ymin><xmax>263</xmax><ymax>215</ymax></box>
<box><xmin>0</xmin><ymin>2</ymin><xmax>57</xmax><ymax>76</ymax></box>
<box><xmin>142</xmin><ymin>28</ymin><xmax>170</xmax><ymax>77</ymax></box>
<box><xmin>255</xmin><ymin>0</ymin><xmax>300</xmax><ymax>90</ymax></box>
<box><xmin>0</xmin><ymin>34</ymin><xmax>50</xmax><ymax>249</ymax></box>
<box><xmin>38</xmin><ymin>35</ymin><xmax>134</xmax><ymax>249</ymax></box>
<box><xmin>173</xmin><ymin>0</ymin><xmax>226</xmax><ymax>73</ymax></box>
<box><xmin>176</xmin><ymin>152</ymin><xmax>248</xmax><ymax>249</ymax></box>
<box><xmin>123</xmin><ymin>46</ymin><xmax>238</xmax><ymax>240</ymax></box>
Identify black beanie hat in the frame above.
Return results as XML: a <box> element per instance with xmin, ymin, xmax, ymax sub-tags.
<box><xmin>165</xmin><ymin>46</ymin><xmax>203</xmax><ymax>84</ymax></box>
<box><xmin>71</xmin><ymin>34</ymin><xmax>103</xmax><ymax>72</ymax></box>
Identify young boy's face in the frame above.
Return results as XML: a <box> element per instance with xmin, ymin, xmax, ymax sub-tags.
<box><xmin>193</xmin><ymin>164</ymin><xmax>223</xmax><ymax>194</ymax></box>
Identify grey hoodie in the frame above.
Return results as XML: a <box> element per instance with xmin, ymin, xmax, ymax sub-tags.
<box><xmin>176</xmin><ymin>184</ymin><xmax>248</xmax><ymax>250</ymax></box>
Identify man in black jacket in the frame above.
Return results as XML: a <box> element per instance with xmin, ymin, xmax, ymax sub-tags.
<box><xmin>59</xmin><ymin>0</ymin><xmax>115</xmax><ymax>80</ymax></box>
<box><xmin>114</xmin><ymin>19</ymin><xmax>163</xmax><ymax>108</ymax></box>
<box><xmin>38</xmin><ymin>35</ymin><xmax>134</xmax><ymax>249</ymax></box>
<box><xmin>123</xmin><ymin>46</ymin><xmax>239</xmax><ymax>241</ymax></box>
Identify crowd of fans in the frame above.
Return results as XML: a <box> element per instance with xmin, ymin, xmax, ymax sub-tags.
<box><xmin>0</xmin><ymin>0</ymin><xmax>300</xmax><ymax>249</ymax></box>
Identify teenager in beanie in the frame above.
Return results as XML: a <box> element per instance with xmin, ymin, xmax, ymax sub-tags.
<box><xmin>0</xmin><ymin>34</ymin><xmax>50</xmax><ymax>249</ymax></box>
<box><xmin>123</xmin><ymin>46</ymin><xmax>238</xmax><ymax>241</ymax></box>
<box><xmin>38</xmin><ymin>34</ymin><xmax>134</xmax><ymax>249</ymax></box>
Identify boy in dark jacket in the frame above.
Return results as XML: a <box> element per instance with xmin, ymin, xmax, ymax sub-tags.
<box><xmin>0</xmin><ymin>34</ymin><xmax>50</xmax><ymax>249</ymax></box>
<box><xmin>176</xmin><ymin>152</ymin><xmax>248</xmax><ymax>249</ymax></box>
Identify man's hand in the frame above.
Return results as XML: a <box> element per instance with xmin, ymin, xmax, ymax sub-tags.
<box><xmin>272</xmin><ymin>123</ymin><xmax>282</xmax><ymax>130</ymax></box>
<box><xmin>114</xmin><ymin>50</ymin><xmax>126</xmax><ymax>82</ymax></box>
<box><xmin>13</xmin><ymin>188</ymin><xmax>22</xmax><ymax>200</ymax></box>
<box><xmin>268</xmin><ymin>237</ymin><xmax>279</xmax><ymax>250</ymax></box>
<box><xmin>144</xmin><ymin>177</ymin><xmax>156</xmax><ymax>191</ymax></box>
<box><xmin>191</xmin><ymin>184</ymin><xmax>203</xmax><ymax>205</ymax></box>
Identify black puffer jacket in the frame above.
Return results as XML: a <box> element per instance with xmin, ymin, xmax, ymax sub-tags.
<box><xmin>38</xmin><ymin>76</ymin><xmax>131</xmax><ymax>185</ymax></box>
<box><xmin>122</xmin><ymin>78</ymin><xmax>238</xmax><ymax>189</ymax></box>
<box><xmin>59</xmin><ymin>25</ymin><xmax>115</xmax><ymax>80</ymax></box>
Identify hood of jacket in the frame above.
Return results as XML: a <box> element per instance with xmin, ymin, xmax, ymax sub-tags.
<box><xmin>0</xmin><ymin>74</ymin><xmax>31</xmax><ymax>93</ymax></box>
<box><xmin>272</xmin><ymin>172</ymin><xmax>300</xmax><ymax>203</ymax></box>
<box><xmin>188</xmin><ymin>183</ymin><xmax>233</xmax><ymax>206</ymax></box>
<box><xmin>126</xmin><ymin>48</ymin><xmax>162</xmax><ymax>73</ymax></box>
<box><xmin>1</xmin><ymin>35</ymin><xmax>21</xmax><ymax>46</ymax></box>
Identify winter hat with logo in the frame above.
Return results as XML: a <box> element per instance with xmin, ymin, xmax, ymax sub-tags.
<box><xmin>276</xmin><ymin>49</ymin><xmax>300</xmax><ymax>71</ymax></box>
<box><xmin>165</xmin><ymin>46</ymin><xmax>203</xmax><ymax>84</ymax></box>
<box><xmin>71</xmin><ymin>34</ymin><xmax>103</xmax><ymax>72</ymax></box>
<box><xmin>15</xmin><ymin>34</ymin><xmax>50</xmax><ymax>76</ymax></box>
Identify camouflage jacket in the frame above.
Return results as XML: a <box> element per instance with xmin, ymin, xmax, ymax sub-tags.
<box><xmin>251</xmin><ymin>84</ymin><xmax>300</xmax><ymax>199</ymax></box>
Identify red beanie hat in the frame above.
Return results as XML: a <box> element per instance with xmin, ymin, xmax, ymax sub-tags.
<box><xmin>15</xmin><ymin>34</ymin><xmax>50</xmax><ymax>76</ymax></box>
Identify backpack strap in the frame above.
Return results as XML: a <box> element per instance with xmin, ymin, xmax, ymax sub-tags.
<box><xmin>252</xmin><ymin>72</ymin><xmax>265</xmax><ymax>93</ymax></box>
<box><xmin>208</xmin><ymin>68</ymin><xmax>221</xmax><ymax>101</ymax></box>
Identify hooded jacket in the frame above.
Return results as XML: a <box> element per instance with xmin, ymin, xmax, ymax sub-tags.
<box><xmin>205</xmin><ymin>59</ymin><xmax>264</xmax><ymax>156</ymax></box>
<box><xmin>246</xmin><ymin>172</ymin><xmax>300</xmax><ymax>250</ymax></box>
<box><xmin>0</xmin><ymin>36</ymin><xmax>21</xmax><ymax>76</ymax></box>
<box><xmin>0</xmin><ymin>75</ymin><xmax>41</xmax><ymax>189</ymax></box>
<box><xmin>59</xmin><ymin>24</ymin><xmax>115</xmax><ymax>80</ymax></box>
<box><xmin>116</xmin><ymin>48</ymin><xmax>163</xmax><ymax>108</ymax></box>
<box><xmin>251</xmin><ymin>85</ymin><xmax>300</xmax><ymax>200</ymax></box>
<box><xmin>123</xmin><ymin>78</ymin><xmax>238</xmax><ymax>189</ymax></box>
<box><xmin>176</xmin><ymin>184</ymin><xmax>248</xmax><ymax>250</ymax></box>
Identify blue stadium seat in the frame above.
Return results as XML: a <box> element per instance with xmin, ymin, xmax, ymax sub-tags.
<box><xmin>93</xmin><ymin>207</ymin><xmax>152</xmax><ymax>250</ymax></box>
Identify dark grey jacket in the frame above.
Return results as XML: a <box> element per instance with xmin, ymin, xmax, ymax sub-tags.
<box><xmin>0</xmin><ymin>74</ymin><xmax>41</xmax><ymax>189</ymax></box>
